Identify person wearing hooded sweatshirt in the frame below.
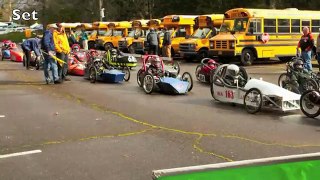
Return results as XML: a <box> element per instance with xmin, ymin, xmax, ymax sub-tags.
<box><xmin>147</xmin><ymin>28</ymin><xmax>159</xmax><ymax>55</ymax></box>
<box><xmin>43</xmin><ymin>25</ymin><xmax>59</xmax><ymax>84</ymax></box>
<box><xmin>21</xmin><ymin>37</ymin><xmax>41</xmax><ymax>70</ymax></box>
<box><xmin>53</xmin><ymin>23</ymin><xmax>71</xmax><ymax>81</ymax></box>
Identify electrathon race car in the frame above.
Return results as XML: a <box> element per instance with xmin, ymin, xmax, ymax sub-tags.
<box><xmin>210</xmin><ymin>64</ymin><xmax>300</xmax><ymax>114</ymax></box>
<box><xmin>137</xmin><ymin>55</ymin><xmax>193</xmax><ymax>95</ymax></box>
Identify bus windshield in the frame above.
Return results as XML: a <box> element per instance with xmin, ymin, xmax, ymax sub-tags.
<box><xmin>220</xmin><ymin>18</ymin><xmax>248</xmax><ymax>33</ymax></box>
<box><xmin>128</xmin><ymin>29</ymin><xmax>144</xmax><ymax>37</ymax></box>
<box><xmin>192</xmin><ymin>28</ymin><xmax>210</xmax><ymax>38</ymax></box>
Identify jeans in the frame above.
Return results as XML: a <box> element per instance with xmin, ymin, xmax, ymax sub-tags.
<box><xmin>148</xmin><ymin>45</ymin><xmax>158</xmax><ymax>55</ymax></box>
<box><xmin>301</xmin><ymin>50</ymin><xmax>312</xmax><ymax>71</ymax></box>
<box><xmin>43</xmin><ymin>53</ymin><xmax>59</xmax><ymax>82</ymax></box>
<box><xmin>22</xmin><ymin>46</ymin><xmax>31</xmax><ymax>69</ymax></box>
<box><xmin>56</xmin><ymin>52</ymin><xmax>69</xmax><ymax>80</ymax></box>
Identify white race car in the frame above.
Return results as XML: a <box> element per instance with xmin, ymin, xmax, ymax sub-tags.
<box><xmin>210</xmin><ymin>64</ymin><xmax>301</xmax><ymax>114</ymax></box>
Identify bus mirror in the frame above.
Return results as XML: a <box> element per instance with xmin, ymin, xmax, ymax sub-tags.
<box><xmin>249</xmin><ymin>28</ymin><xmax>254</xmax><ymax>34</ymax></box>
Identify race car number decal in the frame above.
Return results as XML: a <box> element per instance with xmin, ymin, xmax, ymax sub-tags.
<box><xmin>225</xmin><ymin>90</ymin><xmax>234</xmax><ymax>99</ymax></box>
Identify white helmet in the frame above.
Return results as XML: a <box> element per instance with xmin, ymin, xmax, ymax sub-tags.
<box><xmin>226</xmin><ymin>64</ymin><xmax>240</xmax><ymax>78</ymax></box>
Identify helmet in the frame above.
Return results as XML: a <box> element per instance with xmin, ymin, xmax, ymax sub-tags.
<box><xmin>111</xmin><ymin>49</ymin><xmax>117</xmax><ymax>56</ymax></box>
<box><xmin>293</xmin><ymin>60</ymin><xmax>304</xmax><ymax>70</ymax></box>
<box><xmin>226</xmin><ymin>64</ymin><xmax>240</xmax><ymax>77</ymax></box>
<box><xmin>208</xmin><ymin>59</ymin><xmax>216</xmax><ymax>65</ymax></box>
<box><xmin>72</xmin><ymin>45</ymin><xmax>80</xmax><ymax>52</ymax></box>
<box><xmin>308</xmin><ymin>91</ymin><xmax>320</xmax><ymax>104</ymax></box>
<box><xmin>150</xmin><ymin>57</ymin><xmax>161</xmax><ymax>68</ymax></box>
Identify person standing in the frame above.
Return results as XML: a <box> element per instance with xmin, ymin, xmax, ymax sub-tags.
<box><xmin>147</xmin><ymin>28</ymin><xmax>159</xmax><ymax>55</ymax></box>
<box><xmin>21</xmin><ymin>37</ymin><xmax>41</xmax><ymax>70</ymax></box>
<box><xmin>80</xmin><ymin>27</ymin><xmax>88</xmax><ymax>50</ymax></box>
<box><xmin>297</xmin><ymin>27</ymin><xmax>314</xmax><ymax>71</ymax></box>
<box><xmin>162</xmin><ymin>27</ymin><xmax>172</xmax><ymax>58</ymax></box>
<box><xmin>53</xmin><ymin>23</ymin><xmax>71</xmax><ymax>81</ymax></box>
<box><xmin>43</xmin><ymin>25</ymin><xmax>59</xmax><ymax>84</ymax></box>
<box><xmin>316</xmin><ymin>28</ymin><xmax>320</xmax><ymax>71</ymax></box>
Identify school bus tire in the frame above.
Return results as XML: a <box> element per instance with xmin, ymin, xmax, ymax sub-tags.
<box><xmin>104</xmin><ymin>43</ymin><xmax>114</xmax><ymax>51</ymax></box>
<box><xmin>241</xmin><ymin>48</ymin><xmax>256</xmax><ymax>66</ymax></box>
<box><xmin>197</xmin><ymin>49</ymin><xmax>209</xmax><ymax>61</ymax></box>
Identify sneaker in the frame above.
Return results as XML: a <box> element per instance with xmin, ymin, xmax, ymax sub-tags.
<box><xmin>54</xmin><ymin>80</ymin><xmax>61</xmax><ymax>84</ymax></box>
<box><xmin>64</xmin><ymin>77</ymin><xmax>71</xmax><ymax>81</ymax></box>
<box><xmin>46</xmin><ymin>79</ymin><xmax>52</xmax><ymax>84</ymax></box>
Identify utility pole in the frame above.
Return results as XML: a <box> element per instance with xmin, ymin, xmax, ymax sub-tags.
<box><xmin>99</xmin><ymin>0</ymin><xmax>104</xmax><ymax>21</ymax></box>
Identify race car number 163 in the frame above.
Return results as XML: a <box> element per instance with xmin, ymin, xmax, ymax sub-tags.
<box><xmin>225</xmin><ymin>90</ymin><xmax>234</xmax><ymax>99</ymax></box>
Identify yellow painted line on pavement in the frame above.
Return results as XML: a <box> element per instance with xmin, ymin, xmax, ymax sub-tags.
<box><xmin>4</xmin><ymin>64</ymin><xmax>320</xmax><ymax>162</ymax></box>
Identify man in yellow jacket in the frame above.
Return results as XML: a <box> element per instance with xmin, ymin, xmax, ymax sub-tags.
<box><xmin>53</xmin><ymin>23</ymin><xmax>71</xmax><ymax>81</ymax></box>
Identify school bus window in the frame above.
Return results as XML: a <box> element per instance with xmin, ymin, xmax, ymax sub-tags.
<box><xmin>176</xmin><ymin>27</ymin><xmax>187</xmax><ymax>37</ymax></box>
<box><xmin>291</xmin><ymin>19</ymin><xmax>300</xmax><ymax>33</ymax></box>
<box><xmin>249</xmin><ymin>19</ymin><xmax>261</xmax><ymax>34</ymax></box>
<box><xmin>301</xmin><ymin>20</ymin><xmax>310</xmax><ymax>31</ymax></box>
<box><xmin>312</xmin><ymin>20</ymin><xmax>320</xmax><ymax>32</ymax></box>
<box><xmin>192</xmin><ymin>27</ymin><xmax>210</xmax><ymax>38</ymax></box>
<box><xmin>220</xmin><ymin>20</ymin><xmax>233</xmax><ymax>32</ymax></box>
<box><xmin>264</xmin><ymin>19</ymin><xmax>276</xmax><ymax>33</ymax></box>
<box><xmin>278</xmin><ymin>19</ymin><xmax>290</xmax><ymax>33</ymax></box>
<box><xmin>233</xmin><ymin>18</ymin><xmax>248</xmax><ymax>32</ymax></box>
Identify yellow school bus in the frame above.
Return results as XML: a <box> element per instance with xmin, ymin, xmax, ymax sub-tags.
<box><xmin>209</xmin><ymin>8</ymin><xmax>320</xmax><ymax>65</ymax></box>
<box><xmin>179</xmin><ymin>14</ymin><xmax>223</xmax><ymax>60</ymax></box>
<box><xmin>95</xmin><ymin>21</ymin><xmax>132</xmax><ymax>50</ymax></box>
<box><xmin>90</xmin><ymin>21</ymin><xmax>110</xmax><ymax>49</ymax></box>
<box><xmin>118</xmin><ymin>19</ymin><xmax>149</xmax><ymax>53</ymax></box>
<box><xmin>131</xmin><ymin>19</ymin><xmax>163</xmax><ymax>54</ymax></box>
<box><xmin>162</xmin><ymin>15</ymin><xmax>198</xmax><ymax>56</ymax></box>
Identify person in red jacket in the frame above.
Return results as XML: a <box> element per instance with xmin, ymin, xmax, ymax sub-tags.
<box><xmin>297</xmin><ymin>27</ymin><xmax>314</xmax><ymax>72</ymax></box>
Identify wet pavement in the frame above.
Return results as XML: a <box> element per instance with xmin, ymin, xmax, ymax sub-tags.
<box><xmin>1</xmin><ymin>59</ymin><xmax>320</xmax><ymax>180</ymax></box>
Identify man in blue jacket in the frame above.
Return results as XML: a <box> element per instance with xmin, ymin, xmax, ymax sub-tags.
<box><xmin>21</xmin><ymin>37</ymin><xmax>41</xmax><ymax>70</ymax></box>
<box><xmin>42</xmin><ymin>25</ymin><xmax>59</xmax><ymax>84</ymax></box>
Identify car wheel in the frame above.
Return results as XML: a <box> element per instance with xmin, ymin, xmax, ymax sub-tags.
<box><xmin>122</xmin><ymin>66</ymin><xmax>130</xmax><ymax>81</ymax></box>
<box><xmin>182</xmin><ymin>72</ymin><xmax>193</xmax><ymax>92</ymax></box>
<box><xmin>302</xmin><ymin>79</ymin><xmax>319</xmax><ymax>92</ymax></box>
<box><xmin>89</xmin><ymin>66</ymin><xmax>97</xmax><ymax>83</ymax></box>
<box><xmin>210</xmin><ymin>82</ymin><xmax>219</xmax><ymax>101</ymax></box>
<box><xmin>143</xmin><ymin>73</ymin><xmax>155</xmax><ymax>94</ymax></box>
<box><xmin>278</xmin><ymin>73</ymin><xmax>290</xmax><ymax>87</ymax></box>
<box><xmin>241</xmin><ymin>49</ymin><xmax>256</xmax><ymax>66</ymax></box>
<box><xmin>195</xmin><ymin>65</ymin><xmax>202</xmax><ymax>81</ymax></box>
<box><xmin>104</xmin><ymin>43</ymin><xmax>113</xmax><ymax>51</ymax></box>
<box><xmin>244</xmin><ymin>88</ymin><xmax>263</xmax><ymax>114</ymax></box>
<box><xmin>300</xmin><ymin>90</ymin><xmax>320</xmax><ymax>118</ymax></box>
<box><xmin>137</xmin><ymin>69</ymin><xmax>143</xmax><ymax>87</ymax></box>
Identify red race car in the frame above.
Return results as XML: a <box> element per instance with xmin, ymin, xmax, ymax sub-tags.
<box><xmin>195</xmin><ymin>58</ymin><xmax>220</xmax><ymax>83</ymax></box>
<box><xmin>1</xmin><ymin>40</ymin><xmax>24</xmax><ymax>62</ymax></box>
<box><xmin>67</xmin><ymin>44</ymin><xmax>90</xmax><ymax>76</ymax></box>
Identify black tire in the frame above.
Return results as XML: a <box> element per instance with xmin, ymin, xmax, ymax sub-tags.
<box><xmin>182</xmin><ymin>72</ymin><xmax>193</xmax><ymax>92</ymax></box>
<box><xmin>88</xmin><ymin>41</ymin><xmax>96</xmax><ymax>49</ymax></box>
<box><xmin>302</xmin><ymin>79</ymin><xmax>319</xmax><ymax>93</ymax></box>
<box><xmin>241</xmin><ymin>49</ymin><xmax>256</xmax><ymax>66</ymax></box>
<box><xmin>122</xmin><ymin>66</ymin><xmax>130</xmax><ymax>81</ymax></box>
<box><xmin>137</xmin><ymin>69</ymin><xmax>143</xmax><ymax>87</ymax></box>
<box><xmin>210</xmin><ymin>82</ymin><xmax>219</xmax><ymax>101</ymax></box>
<box><xmin>104</xmin><ymin>43</ymin><xmax>113</xmax><ymax>51</ymax></box>
<box><xmin>300</xmin><ymin>90</ymin><xmax>320</xmax><ymax>118</ymax></box>
<box><xmin>278</xmin><ymin>73</ymin><xmax>290</xmax><ymax>87</ymax></box>
<box><xmin>128</xmin><ymin>45</ymin><xmax>135</xmax><ymax>54</ymax></box>
<box><xmin>142</xmin><ymin>73</ymin><xmax>155</xmax><ymax>94</ymax></box>
<box><xmin>197</xmin><ymin>49</ymin><xmax>208</xmax><ymax>61</ymax></box>
<box><xmin>195</xmin><ymin>65</ymin><xmax>202</xmax><ymax>81</ymax></box>
<box><xmin>89</xmin><ymin>66</ymin><xmax>97</xmax><ymax>83</ymax></box>
<box><xmin>244</xmin><ymin>88</ymin><xmax>263</xmax><ymax>114</ymax></box>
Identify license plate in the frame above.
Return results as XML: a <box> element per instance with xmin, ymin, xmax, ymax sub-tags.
<box><xmin>218</xmin><ymin>51</ymin><xmax>222</xmax><ymax>55</ymax></box>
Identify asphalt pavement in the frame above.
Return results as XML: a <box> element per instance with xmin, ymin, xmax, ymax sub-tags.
<box><xmin>1</xmin><ymin>59</ymin><xmax>320</xmax><ymax>180</ymax></box>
